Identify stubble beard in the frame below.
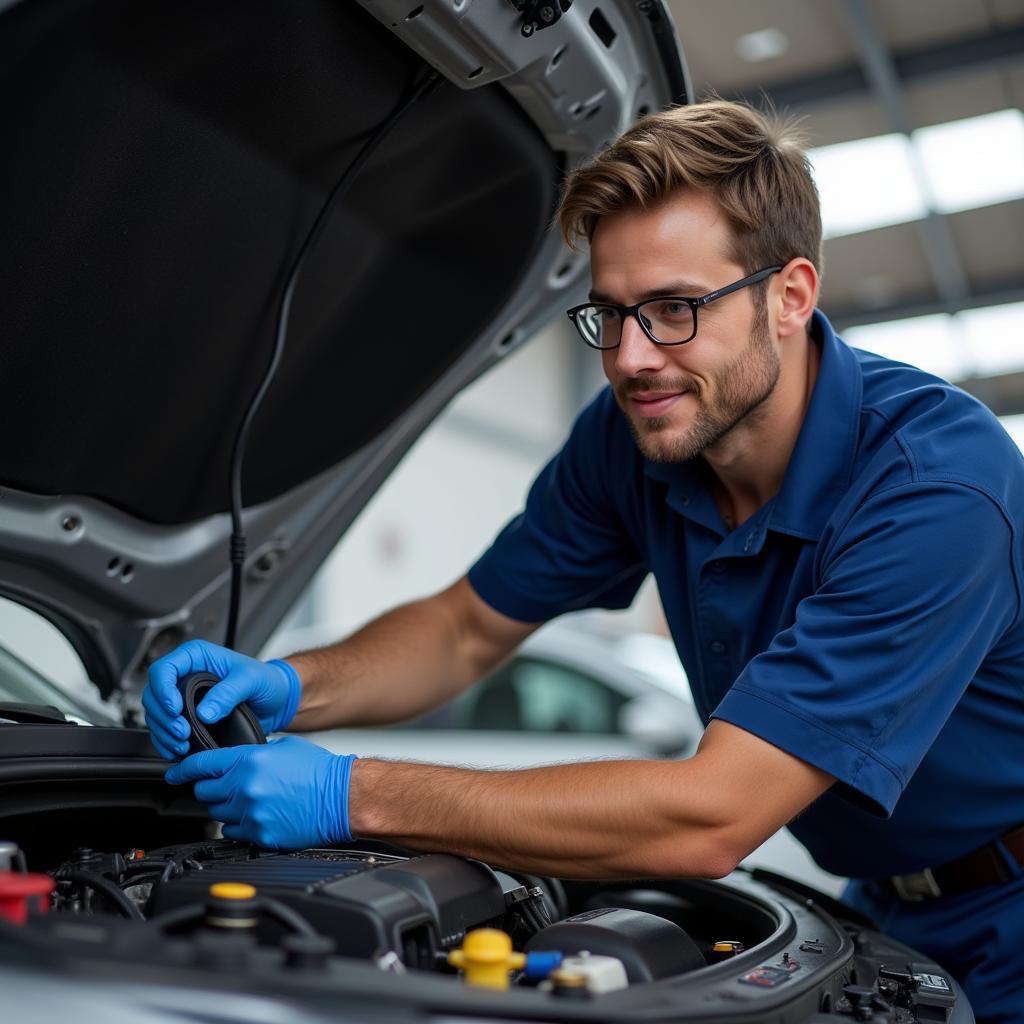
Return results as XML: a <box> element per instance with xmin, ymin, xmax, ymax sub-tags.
<box><xmin>617</xmin><ymin>298</ymin><xmax>780</xmax><ymax>463</ymax></box>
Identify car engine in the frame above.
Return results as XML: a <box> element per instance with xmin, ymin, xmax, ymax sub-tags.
<box><xmin>0</xmin><ymin>833</ymin><xmax>969</xmax><ymax>1024</ymax></box>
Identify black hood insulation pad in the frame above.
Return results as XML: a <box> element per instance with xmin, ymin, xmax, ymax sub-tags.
<box><xmin>1</xmin><ymin>0</ymin><xmax>559</xmax><ymax>524</ymax></box>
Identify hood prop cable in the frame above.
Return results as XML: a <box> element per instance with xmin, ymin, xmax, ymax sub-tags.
<box><xmin>223</xmin><ymin>70</ymin><xmax>443</xmax><ymax>650</ymax></box>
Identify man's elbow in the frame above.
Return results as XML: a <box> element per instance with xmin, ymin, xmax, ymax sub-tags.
<box><xmin>687</xmin><ymin>835</ymin><xmax>747</xmax><ymax>879</ymax></box>
<box><xmin>641</xmin><ymin>829</ymin><xmax>748</xmax><ymax>880</ymax></box>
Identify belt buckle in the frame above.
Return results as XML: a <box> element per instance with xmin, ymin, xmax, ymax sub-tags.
<box><xmin>890</xmin><ymin>867</ymin><xmax>942</xmax><ymax>901</ymax></box>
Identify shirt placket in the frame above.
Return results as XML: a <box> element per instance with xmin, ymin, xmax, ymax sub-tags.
<box><xmin>694</xmin><ymin>512</ymin><xmax>771</xmax><ymax>710</ymax></box>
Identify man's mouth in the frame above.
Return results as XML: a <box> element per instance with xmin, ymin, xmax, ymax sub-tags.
<box><xmin>628</xmin><ymin>390</ymin><xmax>690</xmax><ymax>418</ymax></box>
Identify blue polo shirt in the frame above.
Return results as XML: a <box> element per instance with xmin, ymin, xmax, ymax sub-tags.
<box><xmin>468</xmin><ymin>310</ymin><xmax>1024</xmax><ymax>880</ymax></box>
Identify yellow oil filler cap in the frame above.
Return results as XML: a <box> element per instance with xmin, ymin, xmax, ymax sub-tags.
<box><xmin>711</xmin><ymin>939</ymin><xmax>745</xmax><ymax>962</ymax></box>
<box><xmin>209</xmin><ymin>882</ymin><xmax>257</xmax><ymax>900</ymax></box>
<box><xmin>447</xmin><ymin>928</ymin><xmax>526</xmax><ymax>990</ymax></box>
<box><xmin>206</xmin><ymin>882</ymin><xmax>260</xmax><ymax>930</ymax></box>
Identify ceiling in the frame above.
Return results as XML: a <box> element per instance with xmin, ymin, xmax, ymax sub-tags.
<box><xmin>666</xmin><ymin>0</ymin><xmax>1024</xmax><ymax>350</ymax></box>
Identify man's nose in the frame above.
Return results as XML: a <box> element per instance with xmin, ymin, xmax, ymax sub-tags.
<box><xmin>612</xmin><ymin>313</ymin><xmax>667</xmax><ymax>377</ymax></box>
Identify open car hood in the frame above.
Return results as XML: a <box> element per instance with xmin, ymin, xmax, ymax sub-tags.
<box><xmin>0</xmin><ymin>0</ymin><xmax>688</xmax><ymax>709</ymax></box>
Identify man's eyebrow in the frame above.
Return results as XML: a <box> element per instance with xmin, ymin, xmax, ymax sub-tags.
<box><xmin>588</xmin><ymin>281</ymin><xmax>710</xmax><ymax>303</ymax></box>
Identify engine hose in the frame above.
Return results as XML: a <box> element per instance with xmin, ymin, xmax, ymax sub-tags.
<box><xmin>56</xmin><ymin>869</ymin><xmax>145</xmax><ymax>921</ymax></box>
<box><xmin>121</xmin><ymin>871</ymin><xmax>163</xmax><ymax>888</ymax></box>
<box><xmin>533</xmin><ymin>902</ymin><xmax>552</xmax><ymax>928</ymax></box>
<box><xmin>259</xmin><ymin>896</ymin><xmax>318</xmax><ymax>937</ymax></box>
<box><xmin>526</xmin><ymin>887</ymin><xmax>553</xmax><ymax>927</ymax></box>
<box><xmin>518</xmin><ymin>899</ymin><xmax>545</xmax><ymax>930</ymax></box>
<box><xmin>148</xmin><ymin>902</ymin><xmax>204</xmax><ymax>931</ymax></box>
<box><xmin>124</xmin><ymin>856</ymin><xmax>201</xmax><ymax>878</ymax></box>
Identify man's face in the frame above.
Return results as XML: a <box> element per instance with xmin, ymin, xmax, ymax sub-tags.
<box><xmin>590</xmin><ymin>190</ymin><xmax>780</xmax><ymax>463</ymax></box>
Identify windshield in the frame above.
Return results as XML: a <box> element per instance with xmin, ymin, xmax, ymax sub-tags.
<box><xmin>0</xmin><ymin>643</ymin><xmax>106</xmax><ymax>725</ymax></box>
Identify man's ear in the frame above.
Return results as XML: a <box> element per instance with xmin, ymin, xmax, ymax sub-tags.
<box><xmin>774</xmin><ymin>259</ymin><xmax>818</xmax><ymax>340</ymax></box>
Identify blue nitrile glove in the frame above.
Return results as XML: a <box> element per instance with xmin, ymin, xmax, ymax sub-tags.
<box><xmin>142</xmin><ymin>639</ymin><xmax>302</xmax><ymax>761</ymax></box>
<box><xmin>164</xmin><ymin>736</ymin><xmax>357</xmax><ymax>850</ymax></box>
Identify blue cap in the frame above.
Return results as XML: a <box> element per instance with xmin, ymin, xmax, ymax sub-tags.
<box><xmin>523</xmin><ymin>950</ymin><xmax>563</xmax><ymax>979</ymax></box>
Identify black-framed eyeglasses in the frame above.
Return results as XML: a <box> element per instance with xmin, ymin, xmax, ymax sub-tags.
<box><xmin>566</xmin><ymin>266</ymin><xmax>783</xmax><ymax>349</ymax></box>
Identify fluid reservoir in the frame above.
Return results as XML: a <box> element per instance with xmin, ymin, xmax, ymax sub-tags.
<box><xmin>526</xmin><ymin>907</ymin><xmax>705</xmax><ymax>981</ymax></box>
<box><xmin>0</xmin><ymin>871</ymin><xmax>54</xmax><ymax>925</ymax></box>
<box><xmin>558</xmin><ymin>952</ymin><xmax>629</xmax><ymax>993</ymax></box>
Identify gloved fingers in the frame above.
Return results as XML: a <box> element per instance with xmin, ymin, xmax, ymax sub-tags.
<box><xmin>194</xmin><ymin>668</ymin><xmax>261</xmax><ymax>726</ymax></box>
<box><xmin>205</xmin><ymin>799</ymin><xmax>243</xmax><ymax>824</ymax></box>
<box><xmin>220</xmin><ymin>823</ymin><xmax>251</xmax><ymax>843</ymax></box>
<box><xmin>144</xmin><ymin>659</ymin><xmax>184</xmax><ymax>719</ymax></box>
<box><xmin>192</xmin><ymin>775</ymin><xmax>236</xmax><ymax>804</ymax></box>
<box><xmin>147</xmin><ymin>639</ymin><xmax>239</xmax><ymax>713</ymax></box>
<box><xmin>164</xmin><ymin>745</ymin><xmax>248</xmax><ymax>786</ymax></box>
<box><xmin>145</xmin><ymin>718</ymin><xmax>190</xmax><ymax>761</ymax></box>
<box><xmin>141</xmin><ymin>677</ymin><xmax>184</xmax><ymax>732</ymax></box>
<box><xmin>142</xmin><ymin>684</ymin><xmax>191</xmax><ymax>760</ymax></box>
<box><xmin>267</xmin><ymin>734</ymin><xmax>315</xmax><ymax>753</ymax></box>
<box><xmin>146</xmin><ymin>732</ymin><xmax>180</xmax><ymax>762</ymax></box>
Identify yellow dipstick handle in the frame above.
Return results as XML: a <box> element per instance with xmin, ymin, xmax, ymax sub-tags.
<box><xmin>447</xmin><ymin>928</ymin><xmax>526</xmax><ymax>990</ymax></box>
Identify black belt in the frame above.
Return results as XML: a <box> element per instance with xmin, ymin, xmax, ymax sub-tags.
<box><xmin>886</xmin><ymin>824</ymin><xmax>1024</xmax><ymax>901</ymax></box>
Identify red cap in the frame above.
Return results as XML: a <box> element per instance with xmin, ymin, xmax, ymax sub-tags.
<box><xmin>0</xmin><ymin>871</ymin><xmax>55</xmax><ymax>925</ymax></box>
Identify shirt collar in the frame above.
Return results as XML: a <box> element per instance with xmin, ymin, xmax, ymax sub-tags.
<box><xmin>767</xmin><ymin>309</ymin><xmax>862</xmax><ymax>540</ymax></box>
<box><xmin>642</xmin><ymin>309</ymin><xmax>863</xmax><ymax>543</ymax></box>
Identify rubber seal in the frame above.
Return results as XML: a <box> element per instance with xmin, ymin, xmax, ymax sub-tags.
<box><xmin>176</xmin><ymin>672</ymin><xmax>266</xmax><ymax>756</ymax></box>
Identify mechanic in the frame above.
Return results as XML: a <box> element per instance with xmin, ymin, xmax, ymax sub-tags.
<box><xmin>145</xmin><ymin>100</ymin><xmax>1024</xmax><ymax>1021</ymax></box>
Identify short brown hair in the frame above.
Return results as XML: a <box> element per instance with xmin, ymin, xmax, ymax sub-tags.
<box><xmin>558</xmin><ymin>99</ymin><xmax>823</xmax><ymax>278</ymax></box>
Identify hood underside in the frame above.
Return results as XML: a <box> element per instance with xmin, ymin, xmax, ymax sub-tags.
<box><xmin>0</xmin><ymin>0</ymin><xmax>688</xmax><ymax>703</ymax></box>
<box><xmin>3</xmin><ymin>0</ymin><xmax>559</xmax><ymax>524</ymax></box>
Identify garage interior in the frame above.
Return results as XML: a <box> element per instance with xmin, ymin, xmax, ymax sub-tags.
<box><xmin>302</xmin><ymin>0</ymin><xmax>1024</xmax><ymax>641</ymax></box>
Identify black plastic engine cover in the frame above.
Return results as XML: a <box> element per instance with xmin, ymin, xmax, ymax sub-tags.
<box><xmin>525</xmin><ymin>906</ymin><xmax>707</xmax><ymax>981</ymax></box>
<box><xmin>148</xmin><ymin>849</ymin><xmax>507</xmax><ymax>966</ymax></box>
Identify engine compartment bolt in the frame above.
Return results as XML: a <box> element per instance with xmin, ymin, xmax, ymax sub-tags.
<box><xmin>283</xmin><ymin>934</ymin><xmax>336</xmax><ymax>971</ymax></box>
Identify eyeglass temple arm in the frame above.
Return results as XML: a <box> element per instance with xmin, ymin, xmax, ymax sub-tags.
<box><xmin>696</xmin><ymin>266</ymin><xmax>782</xmax><ymax>307</ymax></box>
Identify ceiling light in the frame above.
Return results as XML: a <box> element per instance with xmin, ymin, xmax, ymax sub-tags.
<box><xmin>956</xmin><ymin>302</ymin><xmax>1024</xmax><ymax>376</ymax></box>
<box><xmin>998</xmin><ymin>414</ymin><xmax>1024</xmax><ymax>453</ymax></box>
<box><xmin>735</xmin><ymin>28</ymin><xmax>789</xmax><ymax>63</ymax></box>
<box><xmin>914</xmin><ymin>109</ymin><xmax>1024</xmax><ymax>214</ymax></box>
<box><xmin>842</xmin><ymin>313</ymin><xmax>968</xmax><ymax>380</ymax></box>
<box><xmin>808</xmin><ymin>135</ymin><xmax>928</xmax><ymax>239</ymax></box>
<box><xmin>841</xmin><ymin>302</ymin><xmax>1024</xmax><ymax>384</ymax></box>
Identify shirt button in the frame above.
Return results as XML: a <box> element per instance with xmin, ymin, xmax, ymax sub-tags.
<box><xmin>710</xmin><ymin>641</ymin><xmax>727</xmax><ymax>655</ymax></box>
<box><xmin>711</xmin><ymin>560</ymin><xmax>725</xmax><ymax>574</ymax></box>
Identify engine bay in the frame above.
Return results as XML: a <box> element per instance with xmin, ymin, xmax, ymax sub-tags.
<box><xmin>0</xmin><ymin>829</ymin><xmax>968</xmax><ymax>1024</ymax></box>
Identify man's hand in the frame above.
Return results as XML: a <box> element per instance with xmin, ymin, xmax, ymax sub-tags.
<box><xmin>165</xmin><ymin>736</ymin><xmax>357</xmax><ymax>849</ymax></box>
<box><xmin>142</xmin><ymin>639</ymin><xmax>302</xmax><ymax>760</ymax></box>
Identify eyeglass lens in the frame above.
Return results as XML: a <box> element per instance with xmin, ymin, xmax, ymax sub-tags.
<box><xmin>575</xmin><ymin>299</ymin><xmax>696</xmax><ymax>348</ymax></box>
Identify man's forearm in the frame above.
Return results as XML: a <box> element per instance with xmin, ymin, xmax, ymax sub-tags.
<box><xmin>286</xmin><ymin>597</ymin><xmax>471</xmax><ymax>730</ymax></box>
<box><xmin>345</xmin><ymin>721</ymin><xmax>835</xmax><ymax>879</ymax></box>
<box><xmin>347</xmin><ymin>757</ymin><xmax>741</xmax><ymax>879</ymax></box>
<box><xmin>285</xmin><ymin>578</ymin><xmax>536</xmax><ymax>731</ymax></box>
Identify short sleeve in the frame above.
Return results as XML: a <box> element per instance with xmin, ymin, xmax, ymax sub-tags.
<box><xmin>468</xmin><ymin>390</ymin><xmax>647</xmax><ymax>623</ymax></box>
<box><xmin>711</xmin><ymin>482</ymin><xmax>1019</xmax><ymax>816</ymax></box>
